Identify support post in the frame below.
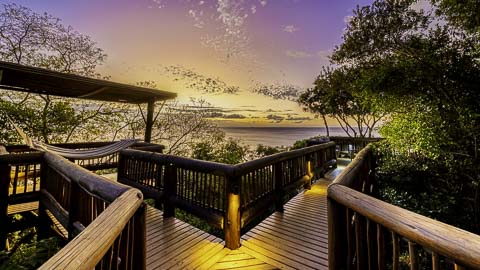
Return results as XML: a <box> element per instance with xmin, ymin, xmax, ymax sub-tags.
<box><xmin>132</xmin><ymin>202</ymin><xmax>147</xmax><ymax>270</ymax></box>
<box><xmin>274</xmin><ymin>163</ymin><xmax>284</xmax><ymax>212</ymax></box>
<box><xmin>144</xmin><ymin>99</ymin><xmax>155</xmax><ymax>143</ymax></box>
<box><xmin>328</xmin><ymin>191</ymin><xmax>348</xmax><ymax>270</ymax></box>
<box><xmin>0</xmin><ymin>149</ymin><xmax>10</xmax><ymax>250</ymax></box>
<box><xmin>68</xmin><ymin>181</ymin><xmax>80</xmax><ymax>240</ymax></box>
<box><xmin>163</xmin><ymin>164</ymin><xmax>177</xmax><ymax>218</ymax></box>
<box><xmin>224</xmin><ymin>176</ymin><xmax>241</xmax><ymax>249</ymax></box>
<box><xmin>38</xmin><ymin>159</ymin><xmax>50</xmax><ymax>240</ymax></box>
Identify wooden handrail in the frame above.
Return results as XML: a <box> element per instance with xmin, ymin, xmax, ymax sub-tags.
<box><xmin>329</xmin><ymin>184</ymin><xmax>480</xmax><ymax>269</ymax></box>
<box><xmin>233</xmin><ymin>142</ymin><xmax>335</xmax><ymax>175</ymax></box>
<box><xmin>119</xmin><ymin>141</ymin><xmax>337</xmax><ymax>249</ymax></box>
<box><xmin>39</xmin><ymin>189</ymin><xmax>145</xmax><ymax>270</ymax></box>
<box><xmin>328</xmin><ymin>144</ymin><xmax>480</xmax><ymax>269</ymax></box>
<box><xmin>38</xmin><ymin>153</ymin><xmax>146</xmax><ymax>269</ymax></box>
<box><xmin>331</xmin><ymin>145</ymin><xmax>372</xmax><ymax>187</ymax></box>
<box><xmin>44</xmin><ymin>152</ymin><xmax>129</xmax><ymax>202</ymax></box>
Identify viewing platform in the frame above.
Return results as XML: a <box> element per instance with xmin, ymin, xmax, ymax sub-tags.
<box><xmin>2</xmin><ymin>137</ymin><xmax>480</xmax><ymax>270</ymax></box>
<box><xmin>145</xmin><ymin>177</ymin><xmax>336</xmax><ymax>270</ymax></box>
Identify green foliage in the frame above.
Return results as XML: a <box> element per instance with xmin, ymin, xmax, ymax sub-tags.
<box><xmin>192</xmin><ymin>136</ymin><xmax>249</xmax><ymax>164</ymax></box>
<box><xmin>0</xmin><ymin>237</ymin><xmax>61</xmax><ymax>270</ymax></box>
<box><xmin>374</xmin><ymin>142</ymin><xmax>477</xmax><ymax>231</ymax></box>
<box><xmin>0</xmin><ymin>224</ymin><xmax>63</xmax><ymax>270</ymax></box>
<box><xmin>0</xmin><ymin>3</ymin><xmax>113</xmax><ymax>144</ymax></box>
<box><xmin>433</xmin><ymin>0</ymin><xmax>480</xmax><ymax>33</ymax></box>
<box><xmin>318</xmin><ymin>0</ymin><xmax>480</xmax><ymax>232</ymax></box>
<box><xmin>299</xmin><ymin>67</ymin><xmax>384</xmax><ymax>138</ymax></box>
<box><xmin>291</xmin><ymin>139</ymin><xmax>308</xmax><ymax>150</ymax></box>
<box><xmin>255</xmin><ymin>144</ymin><xmax>280</xmax><ymax>156</ymax></box>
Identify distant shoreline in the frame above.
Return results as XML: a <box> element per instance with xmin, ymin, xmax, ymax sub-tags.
<box><xmin>219</xmin><ymin>126</ymin><xmax>379</xmax><ymax>147</ymax></box>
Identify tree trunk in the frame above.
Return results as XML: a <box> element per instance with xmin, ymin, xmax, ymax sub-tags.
<box><xmin>41</xmin><ymin>96</ymin><xmax>50</xmax><ymax>143</ymax></box>
<box><xmin>322</xmin><ymin>114</ymin><xmax>330</xmax><ymax>137</ymax></box>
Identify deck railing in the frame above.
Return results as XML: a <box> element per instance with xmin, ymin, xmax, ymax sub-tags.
<box><xmin>0</xmin><ymin>149</ymin><xmax>146</xmax><ymax>269</ymax></box>
<box><xmin>328</xmin><ymin>145</ymin><xmax>480</xmax><ymax>270</ymax></box>
<box><xmin>118</xmin><ymin>141</ymin><xmax>337</xmax><ymax>249</ymax></box>
<box><xmin>5</xmin><ymin>141</ymin><xmax>164</xmax><ymax>171</ymax></box>
<box><xmin>38</xmin><ymin>153</ymin><xmax>146</xmax><ymax>270</ymax></box>
<box><xmin>329</xmin><ymin>136</ymin><xmax>382</xmax><ymax>159</ymax></box>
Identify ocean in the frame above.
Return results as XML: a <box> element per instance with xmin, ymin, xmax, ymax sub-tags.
<box><xmin>220</xmin><ymin>127</ymin><xmax>356</xmax><ymax>147</ymax></box>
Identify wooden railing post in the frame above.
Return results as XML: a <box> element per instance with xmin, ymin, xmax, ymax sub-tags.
<box><xmin>0</xmin><ymin>153</ymin><xmax>10</xmax><ymax>250</ymax></box>
<box><xmin>38</xmin><ymin>159</ymin><xmax>50</xmax><ymax>240</ymax></box>
<box><xmin>274</xmin><ymin>163</ymin><xmax>284</xmax><ymax>212</ymax></box>
<box><xmin>224</xmin><ymin>175</ymin><xmax>241</xmax><ymax>249</ymax></box>
<box><xmin>304</xmin><ymin>155</ymin><xmax>313</xmax><ymax>190</ymax></box>
<box><xmin>328</xmin><ymin>193</ymin><xmax>348</xmax><ymax>270</ymax></box>
<box><xmin>117</xmin><ymin>151</ymin><xmax>126</xmax><ymax>181</ymax></box>
<box><xmin>163</xmin><ymin>164</ymin><xmax>177</xmax><ymax>218</ymax></box>
<box><xmin>68</xmin><ymin>181</ymin><xmax>80</xmax><ymax>240</ymax></box>
<box><xmin>132</xmin><ymin>201</ymin><xmax>146</xmax><ymax>270</ymax></box>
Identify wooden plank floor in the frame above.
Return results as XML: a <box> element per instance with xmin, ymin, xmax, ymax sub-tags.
<box><xmin>145</xmin><ymin>166</ymin><xmax>347</xmax><ymax>270</ymax></box>
<box><xmin>238</xmin><ymin>179</ymin><xmax>330</xmax><ymax>270</ymax></box>
<box><xmin>146</xmin><ymin>206</ymin><xmax>278</xmax><ymax>270</ymax></box>
<box><xmin>7</xmin><ymin>201</ymin><xmax>38</xmax><ymax>215</ymax></box>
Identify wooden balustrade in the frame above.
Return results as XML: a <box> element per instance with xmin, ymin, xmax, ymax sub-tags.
<box><xmin>329</xmin><ymin>136</ymin><xmax>382</xmax><ymax>159</ymax></box>
<box><xmin>328</xmin><ymin>145</ymin><xmax>480</xmax><ymax>270</ymax></box>
<box><xmin>0</xmin><ymin>148</ymin><xmax>146</xmax><ymax>269</ymax></box>
<box><xmin>118</xmin><ymin>141</ymin><xmax>336</xmax><ymax>249</ymax></box>
<box><xmin>5</xmin><ymin>141</ymin><xmax>164</xmax><ymax>171</ymax></box>
<box><xmin>38</xmin><ymin>152</ymin><xmax>146</xmax><ymax>270</ymax></box>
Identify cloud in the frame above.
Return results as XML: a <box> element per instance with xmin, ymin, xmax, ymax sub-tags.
<box><xmin>282</xmin><ymin>25</ymin><xmax>299</xmax><ymax>33</ymax></box>
<box><xmin>223</xmin><ymin>113</ymin><xmax>247</xmax><ymax>119</ymax></box>
<box><xmin>285</xmin><ymin>50</ymin><xmax>312</xmax><ymax>59</ymax></box>
<box><xmin>266</xmin><ymin>114</ymin><xmax>285</xmax><ymax>121</ymax></box>
<box><xmin>206</xmin><ymin>112</ymin><xmax>247</xmax><ymax>119</ymax></box>
<box><xmin>164</xmin><ymin>65</ymin><xmax>239</xmax><ymax>94</ymax></box>
<box><xmin>286</xmin><ymin>116</ymin><xmax>311</xmax><ymax>121</ymax></box>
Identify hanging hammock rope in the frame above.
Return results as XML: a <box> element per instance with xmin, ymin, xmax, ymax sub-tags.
<box><xmin>8</xmin><ymin>116</ymin><xmax>138</xmax><ymax>160</ymax></box>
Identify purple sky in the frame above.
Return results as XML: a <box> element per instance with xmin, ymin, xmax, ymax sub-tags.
<box><xmin>3</xmin><ymin>0</ymin><xmax>373</xmax><ymax>127</ymax></box>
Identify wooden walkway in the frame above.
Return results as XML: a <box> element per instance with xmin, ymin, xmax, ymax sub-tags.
<box><xmin>145</xmin><ymin>166</ymin><xmax>343</xmax><ymax>270</ymax></box>
<box><xmin>6</xmin><ymin>168</ymin><xmax>343</xmax><ymax>269</ymax></box>
<box><xmin>238</xmin><ymin>180</ymin><xmax>330</xmax><ymax>270</ymax></box>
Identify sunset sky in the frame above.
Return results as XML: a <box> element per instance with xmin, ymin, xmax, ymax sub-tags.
<box><xmin>5</xmin><ymin>0</ymin><xmax>373</xmax><ymax>127</ymax></box>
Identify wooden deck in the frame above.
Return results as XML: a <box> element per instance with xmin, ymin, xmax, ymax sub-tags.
<box><xmin>238</xmin><ymin>180</ymin><xmax>329</xmax><ymax>270</ymax></box>
<box><xmin>145</xmin><ymin>166</ymin><xmax>343</xmax><ymax>270</ymax></box>
<box><xmin>5</xmin><ymin>167</ymin><xmax>343</xmax><ymax>269</ymax></box>
<box><xmin>7</xmin><ymin>201</ymin><xmax>38</xmax><ymax>215</ymax></box>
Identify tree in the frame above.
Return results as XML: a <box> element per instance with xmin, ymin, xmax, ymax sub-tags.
<box><xmin>192</xmin><ymin>136</ymin><xmax>250</xmax><ymax>164</ymax></box>
<box><xmin>432</xmin><ymin>0</ymin><xmax>480</xmax><ymax>33</ymax></box>
<box><xmin>299</xmin><ymin>67</ymin><xmax>384</xmax><ymax>138</ymax></box>
<box><xmin>328</xmin><ymin>0</ymin><xmax>480</xmax><ymax>231</ymax></box>
<box><xmin>0</xmin><ymin>3</ymin><xmax>110</xmax><ymax>144</ymax></box>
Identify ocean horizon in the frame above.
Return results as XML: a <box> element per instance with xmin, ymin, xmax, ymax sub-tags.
<box><xmin>220</xmin><ymin>126</ymin><xmax>377</xmax><ymax>147</ymax></box>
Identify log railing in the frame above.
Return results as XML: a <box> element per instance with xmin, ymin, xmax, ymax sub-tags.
<box><xmin>329</xmin><ymin>136</ymin><xmax>382</xmax><ymax>159</ymax></box>
<box><xmin>0</xmin><ymin>150</ymin><xmax>146</xmax><ymax>269</ymax></box>
<box><xmin>5</xmin><ymin>141</ymin><xmax>164</xmax><ymax>171</ymax></box>
<box><xmin>328</xmin><ymin>145</ymin><xmax>480</xmax><ymax>270</ymax></box>
<box><xmin>39</xmin><ymin>152</ymin><xmax>146</xmax><ymax>270</ymax></box>
<box><xmin>118</xmin><ymin>141</ymin><xmax>337</xmax><ymax>249</ymax></box>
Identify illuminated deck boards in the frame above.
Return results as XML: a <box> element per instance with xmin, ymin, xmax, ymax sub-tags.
<box><xmin>145</xmin><ymin>176</ymin><xmax>336</xmax><ymax>269</ymax></box>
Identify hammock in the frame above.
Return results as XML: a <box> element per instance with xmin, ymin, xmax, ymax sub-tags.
<box><xmin>8</xmin><ymin>116</ymin><xmax>138</xmax><ymax>159</ymax></box>
<box><xmin>33</xmin><ymin>139</ymin><xmax>138</xmax><ymax>160</ymax></box>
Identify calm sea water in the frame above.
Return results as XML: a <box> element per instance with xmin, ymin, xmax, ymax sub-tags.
<box><xmin>221</xmin><ymin>127</ymin><xmax>355</xmax><ymax>147</ymax></box>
